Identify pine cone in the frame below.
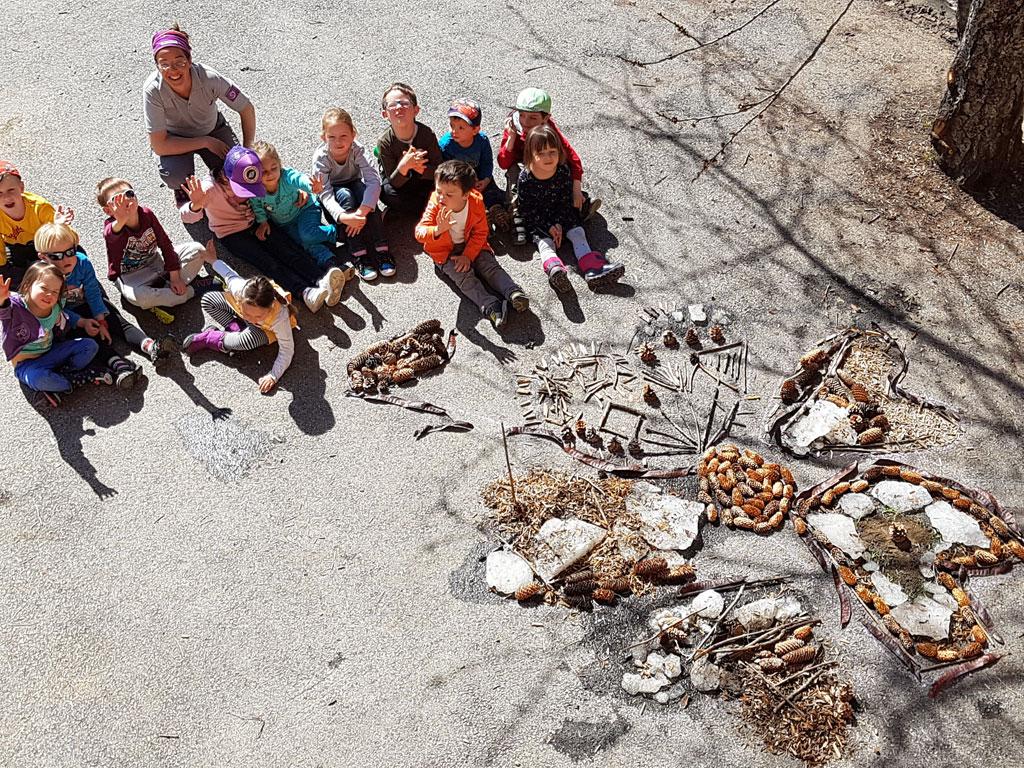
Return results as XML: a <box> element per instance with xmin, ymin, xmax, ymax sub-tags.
<box><xmin>564</xmin><ymin>579</ymin><xmax>598</xmax><ymax>596</ymax></box>
<box><xmin>638</xmin><ymin>343</ymin><xmax>657</xmax><ymax>364</ymax></box>
<box><xmin>709</xmin><ymin>325</ymin><xmax>725</xmax><ymax>344</ymax></box>
<box><xmin>800</xmin><ymin>349</ymin><xmax>829</xmax><ymax>371</ymax></box>
<box><xmin>780</xmin><ymin>379</ymin><xmax>800</xmax><ymax>404</ymax></box>
<box><xmin>633</xmin><ymin>557</ymin><xmax>668</xmax><ymax>578</ymax></box>
<box><xmin>410</xmin><ymin>319</ymin><xmax>442</xmax><ymax>336</ymax></box>
<box><xmin>607</xmin><ymin>437</ymin><xmax>624</xmax><ymax>455</ymax></box>
<box><xmin>642</xmin><ymin>384</ymin><xmax>659</xmax><ymax>406</ymax></box>
<box><xmin>782</xmin><ymin>645</ymin><xmax>817</xmax><ymax>666</ymax></box>
<box><xmin>515</xmin><ymin>582</ymin><xmax>543</xmax><ymax>601</ymax></box>
<box><xmin>592</xmin><ymin>588</ymin><xmax>617</xmax><ymax>605</ymax></box>
<box><xmin>347</xmin><ymin>350</ymin><xmax>369</xmax><ymax>375</ymax></box>
<box><xmin>662</xmin><ymin>329</ymin><xmax>678</xmax><ymax>348</ymax></box>
<box><xmin>410</xmin><ymin>354</ymin><xmax>443</xmax><ymax>373</ymax></box>
<box><xmin>849</xmin><ymin>381</ymin><xmax>870</xmax><ymax>403</ymax></box>
<box><xmin>857</xmin><ymin>427</ymin><xmax>884</xmax><ymax>445</ymax></box>
<box><xmin>685</xmin><ymin>328</ymin><xmax>701</xmax><ymax>349</ymax></box>
<box><xmin>392</xmin><ymin>367</ymin><xmax>415</xmax><ymax>384</ymax></box>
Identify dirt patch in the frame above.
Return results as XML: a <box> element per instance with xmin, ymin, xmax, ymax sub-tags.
<box><xmin>856</xmin><ymin>511</ymin><xmax>939</xmax><ymax>595</ymax></box>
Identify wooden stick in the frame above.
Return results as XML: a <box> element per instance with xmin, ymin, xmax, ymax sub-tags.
<box><xmin>742</xmin><ymin>662</ymin><xmax>809</xmax><ymax>718</ymax></box>
<box><xmin>500</xmin><ymin>421</ymin><xmax>518</xmax><ymax>509</ymax></box>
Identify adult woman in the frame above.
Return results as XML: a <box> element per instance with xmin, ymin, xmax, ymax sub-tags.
<box><xmin>142</xmin><ymin>26</ymin><xmax>257</xmax><ymax>201</ymax></box>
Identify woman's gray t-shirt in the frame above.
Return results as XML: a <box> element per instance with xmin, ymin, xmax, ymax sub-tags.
<box><xmin>142</xmin><ymin>62</ymin><xmax>250</xmax><ymax>138</ymax></box>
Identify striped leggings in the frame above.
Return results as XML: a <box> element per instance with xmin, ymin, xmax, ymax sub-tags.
<box><xmin>200</xmin><ymin>292</ymin><xmax>270</xmax><ymax>353</ymax></box>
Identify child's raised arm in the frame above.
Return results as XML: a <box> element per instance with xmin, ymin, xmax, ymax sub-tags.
<box><xmin>414</xmin><ymin>192</ymin><xmax>442</xmax><ymax>244</ymax></box>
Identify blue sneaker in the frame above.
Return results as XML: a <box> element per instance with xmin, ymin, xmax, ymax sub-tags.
<box><xmin>377</xmin><ymin>250</ymin><xmax>396</xmax><ymax>278</ymax></box>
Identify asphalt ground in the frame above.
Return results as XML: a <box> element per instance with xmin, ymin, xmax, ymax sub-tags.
<box><xmin>2</xmin><ymin>1</ymin><xmax>1022</xmax><ymax>766</ymax></box>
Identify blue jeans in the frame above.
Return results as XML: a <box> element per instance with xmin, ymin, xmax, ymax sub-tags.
<box><xmin>331</xmin><ymin>181</ymin><xmax>385</xmax><ymax>257</ymax></box>
<box><xmin>281</xmin><ymin>205</ymin><xmax>337</xmax><ymax>267</ymax></box>
<box><xmin>15</xmin><ymin>338</ymin><xmax>98</xmax><ymax>393</ymax></box>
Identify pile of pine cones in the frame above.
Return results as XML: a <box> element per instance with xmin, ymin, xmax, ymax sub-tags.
<box><xmin>751</xmin><ymin>623</ymin><xmax>821</xmax><ymax>672</ymax></box>
<box><xmin>513</xmin><ymin>557</ymin><xmax>696</xmax><ymax>611</ymax></box>
<box><xmin>779</xmin><ymin>347</ymin><xmax>830</xmax><ymax>404</ymax></box>
<box><xmin>347</xmin><ymin>319</ymin><xmax>447</xmax><ymax>392</ymax></box>
<box><xmin>697</xmin><ymin>445</ymin><xmax>796</xmax><ymax>534</ymax></box>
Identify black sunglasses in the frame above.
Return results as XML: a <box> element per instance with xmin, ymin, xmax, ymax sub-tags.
<box><xmin>107</xmin><ymin>189</ymin><xmax>137</xmax><ymax>204</ymax></box>
<box><xmin>41</xmin><ymin>246</ymin><xmax>78</xmax><ymax>260</ymax></box>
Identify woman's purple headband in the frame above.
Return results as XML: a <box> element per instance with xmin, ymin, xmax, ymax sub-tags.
<box><xmin>151</xmin><ymin>30</ymin><xmax>192</xmax><ymax>59</ymax></box>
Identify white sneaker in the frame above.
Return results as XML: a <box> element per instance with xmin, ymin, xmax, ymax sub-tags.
<box><xmin>323</xmin><ymin>267</ymin><xmax>345</xmax><ymax>307</ymax></box>
<box><xmin>303</xmin><ymin>285</ymin><xmax>327</xmax><ymax>313</ymax></box>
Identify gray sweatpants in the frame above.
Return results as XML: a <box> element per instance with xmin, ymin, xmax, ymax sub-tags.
<box><xmin>116</xmin><ymin>241</ymin><xmax>207</xmax><ymax>309</ymax></box>
<box><xmin>157</xmin><ymin>115</ymin><xmax>238</xmax><ymax>192</ymax></box>
<box><xmin>437</xmin><ymin>249</ymin><xmax>520</xmax><ymax>315</ymax></box>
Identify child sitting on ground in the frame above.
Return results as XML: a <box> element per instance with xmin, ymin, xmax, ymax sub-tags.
<box><xmin>35</xmin><ymin>222</ymin><xmax>175</xmax><ymax>388</ymax></box>
<box><xmin>518</xmin><ymin>124</ymin><xmax>624</xmax><ymax>292</ymax></box>
<box><xmin>180</xmin><ymin>145</ymin><xmax>345</xmax><ymax>313</ymax></box>
<box><xmin>183</xmin><ymin>259</ymin><xmax>297</xmax><ymax>394</ymax></box>
<box><xmin>0</xmin><ymin>160</ymin><xmax>75</xmax><ymax>285</ymax></box>
<box><xmin>96</xmin><ymin>177</ymin><xmax>216</xmax><ymax>309</ymax></box>
<box><xmin>376</xmin><ymin>82</ymin><xmax>443</xmax><ymax>215</ymax></box>
<box><xmin>497</xmin><ymin>88</ymin><xmax>600</xmax><ymax>245</ymax></box>
<box><xmin>249</xmin><ymin>141</ymin><xmax>342</xmax><ymax>280</ymax></box>
<box><xmin>415</xmin><ymin>160</ymin><xmax>528</xmax><ymax>329</ymax></box>
<box><xmin>1</xmin><ymin>261</ymin><xmax>111</xmax><ymax>405</ymax></box>
<box><xmin>439</xmin><ymin>99</ymin><xmax>510</xmax><ymax>231</ymax></box>
<box><xmin>313</xmin><ymin>107</ymin><xmax>393</xmax><ymax>282</ymax></box>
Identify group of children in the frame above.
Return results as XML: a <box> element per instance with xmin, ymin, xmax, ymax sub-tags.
<box><xmin>1</xmin><ymin>76</ymin><xmax>626</xmax><ymax>404</ymax></box>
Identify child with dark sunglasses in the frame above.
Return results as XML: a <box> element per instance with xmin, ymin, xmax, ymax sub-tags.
<box><xmin>35</xmin><ymin>223</ymin><xmax>178</xmax><ymax>387</ymax></box>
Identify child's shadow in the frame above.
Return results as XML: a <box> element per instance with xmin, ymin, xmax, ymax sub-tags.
<box><xmin>25</xmin><ymin>378</ymin><xmax>148</xmax><ymax>499</ymax></box>
<box><xmin>341</xmin><ymin>282</ymin><xmax>386</xmax><ymax>333</ymax></box>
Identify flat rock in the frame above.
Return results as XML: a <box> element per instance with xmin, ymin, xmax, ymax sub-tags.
<box><xmin>870</xmin><ymin>480</ymin><xmax>933</xmax><ymax>513</ymax></box>
<box><xmin>621</xmin><ymin>671</ymin><xmax>669</xmax><ymax>696</ymax></box>
<box><xmin>645</xmin><ymin>652</ymin><xmax>682</xmax><ymax>680</ymax></box>
<box><xmin>890</xmin><ymin>594</ymin><xmax>954</xmax><ymax>640</ymax></box>
<box><xmin>532</xmin><ymin>518</ymin><xmax>606</xmax><ymax>581</ymax></box>
<box><xmin>691</xmin><ymin>590</ymin><xmax>724</xmax><ymax>619</ymax></box>
<box><xmin>838</xmin><ymin>492</ymin><xmax>877</xmax><ymax>519</ymax></box>
<box><xmin>627</xmin><ymin>490</ymin><xmax>702</xmax><ymax>551</ymax></box>
<box><xmin>690</xmin><ymin>658</ymin><xmax>724</xmax><ymax>692</ymax></box>
<box><xmin>870</xmin><ymin>571</ymin><xmax>909</xmax><ymax>606</ymax></box>
<box><xmin>925</xmin><ymin>500</ymin><xmax>989</xmax><ymax>548</ymax></box>
<box><xmin>783</xmin><ymin>400</ymin><xmax>850</xmax><ymax>453</ymax></box>
<box><xmin>807</xmin><ymin>512</ymin><xmax>867</xmax><ymax>559</ymax></box>
<box><xmin>734</xmin><ymin>595</ymin><xmax>802</xmax><ymax>631</ymax></box>
<box><xmin>612</xmin><ymin>522</ymin><xmax>649</xmax><ymax>562</ymax></box>
<box><xmin>485</xmin><ymin>550</ymin><xmax>535</xmax><ymax>595</ymax></box>
<box><xmin>688</xmin><ymin>304</ymin><xmax>707</xmax><ymax>323</ymax></box>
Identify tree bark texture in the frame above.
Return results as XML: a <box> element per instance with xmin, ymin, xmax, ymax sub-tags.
<box><xmin>932</xmin><ymin>0</ymin><xmax>1024</xmax><ymax>189</ymax></box>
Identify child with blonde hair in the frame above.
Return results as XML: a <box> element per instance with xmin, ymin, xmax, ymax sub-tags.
<box><xmin>96</xmin><ymin>176</ymin><xmax>217</xmax><ymax>309</ymax></box>
<box><xmin>182</xmin><ymin>260</ymin><xmax>297</xmax><ymax>394</ymax></box>
<box><xmin>313</xmin><ymin>108</ymin><xmax>392</xmax><ymax>281</ymax></box>
<box><xmin>518</xmin><ymin>125</ymin><xmax>624</xmax><ymax>292</ymax></box>
<box><xmin>35</xmin><ymin>222</ymin><xmax>168</xmax><ymax>388</ymax></box>
<box><xmin>0</xmin><ymin>160</ymin><xmax>75</xmax><ymax>285</ymax></box>
<box><xmin>180</xmin><ymin>145</ymin><xmax>345</xmax><ymax>312</ymax></box>
<box><xmin>1</xmin><ymin>261</ymin><xmax>111</xmax><ymax>404</ymax></box>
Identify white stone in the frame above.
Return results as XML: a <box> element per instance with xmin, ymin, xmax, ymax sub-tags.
<box><xmin>690</xmin><ymin>658</ymin><xmax>724</xmax><ymax>692</ymax></box>
<box><xmin>633</xmin><ymin>481</ymin><xmax>662</xmax><ymax>495</ymax></box>
<box><xmin>925</xmin><ymin>500</ymin><xmax>989</xmax><ymax>548</ymax></box>
<box><xmin>863</xmin><ymin>560</ymin><xmax>879</xmax><ymax>572</ymax></box>
<box><xmin>532</xmin><ymin>518</ymin><xmax>606</xmax><ymax>581</ymax></box>
<box><xmin>890</xmin><ymin>594</ymin><xmax>954</xmax><ymax>641</ymax></box>
<box><xmin>807</xmin><ymin>512</ymin><xmax>867</xmax><ymax>559</ymax></box>
<box><xmin>691</xmin><ymin>590</ymin><xmax>725</xmax><ymax>619</ymax></box>
<box><xmin>688</xmin><ymin>304</ymin><xmax>707</xmax><ymax>323</ymax></box>
<box><xmin>627</xmin><ymin>489</ymin><xmax>703</xmax><ymax>551</ymax></box>
<box><xmin>783</xmin><ymin>400</ymin><xmax>850</xmax><ymax>453</ymax></box>
<box><xmin>671</xmin><ymin>310</ymin><xmax>685</xmax><ymax>322</ymax></box>
<box><xmin>733</xmin><ymin>595</ymin><xmax>802</xmax><ymax>632</ymax></box>
<box><xmin>870</xmin><ymin>480</ymin><xmax>933</xmax><ymax>513</ymax></box>
<box><xmin>838</xmin><ymin>492</ymin><xmax>877</xmax><ymax>519</ymax></box>
<box><xmin>662</xmin><ymin>654</ymin><xmax>683</xmax><ymax>680</ymax></box>
<box><xmin>822</xmin><ymin>417</ymin><xmax>858</xmax><ymax>447</ymax></box>
<box><xmin>654</xmin><ymin>691</ymin><xmax>670</xmax><ymax>704</ymax></box>
<box><xmin>870</xmin><ymin>571</ymin><xmax>908</xmax><ymax>607</ymax></box>
<box><xmin>485</xmin><ymin>550</ymin><xmax>535</xmax><ymax>595</ymax></box>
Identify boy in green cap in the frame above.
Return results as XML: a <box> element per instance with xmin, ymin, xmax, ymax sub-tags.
<box><xmin>497</xmin><ymin>87</ymin><xmax>600</xmax><ymax>245</ymax></box>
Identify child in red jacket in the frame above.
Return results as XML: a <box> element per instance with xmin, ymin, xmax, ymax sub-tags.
<box><xmin>497</xmin><ymin>88</ymin><xmax>601</xmax><ymax>245</ymax></box>
<box><xmin>415</xmin><ymin>161</ymin><xmax>528</xmax><ymax>329</ymax></box>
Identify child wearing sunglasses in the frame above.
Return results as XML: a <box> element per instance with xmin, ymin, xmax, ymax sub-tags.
<box><xmin>95</xmin><ymin>177</ymin><xmax>217</xmax><ymax>309</ymax></box>
<box><xmin>35</xmin><ymin>223</ymin><xmax>178</xmax><ymax>387</ymax></box>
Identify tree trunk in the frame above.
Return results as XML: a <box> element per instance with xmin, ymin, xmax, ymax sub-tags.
<box><xmin>931</xmin><ymin>0</ymin><xmax>1024</xmax><ymax>189</ymax></box>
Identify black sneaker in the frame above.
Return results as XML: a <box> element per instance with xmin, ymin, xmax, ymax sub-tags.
<box><xmin>64</xmin><ymin>368</ymin><xmax>114</xmax><ymax>387</ymax></box>
<box><xmin>547</xmin><ymin>266</ymin><xmax>572</xmax><ymax>294</ymax></box>
<box><xmin>583</xmin><ymin>261</ymin><xmax>625</xmax><ymax>288</ymax></box>
<box><xmin>509</xmin><ymin>290</ymin><xmax>530</xmax><ymax>312</ymax></box>
<box><xmin>583</xmin><ymin>196</ymin><xmax>603</xmax><ymax>221</ymax></box>
<box><xmin>108</xmin><ymin>356</ymin><xmax>140</xmax><ymax>390</ymax></box>
<box><xmin>485</xmin><ymin>300</ymin><xmax>508</xmax><ymax>329</ymax></box>
<box><xmin>148</xmin><ymin>334</ymin><xmax>180</xmax><ymax>364</ymax></box>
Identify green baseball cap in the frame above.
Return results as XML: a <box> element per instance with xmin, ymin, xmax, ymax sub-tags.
<box><xmin>515</xmin><ymin>87</ymin><xmax>551</xmax><ymax>113</ymax></box>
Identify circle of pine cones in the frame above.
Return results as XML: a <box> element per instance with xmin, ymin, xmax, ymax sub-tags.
<box><xmin>347</xmin><ymin>320</ymin><xmax>446</xmax><ymax>392</ymax></box>
<box><xmin>697</xmin><ymin>444</ymin><xmax>795</xmax><ymax>534</ymax></box>
<box><xmin>797</xmin><ymin>463</ymin><xmax>1022</xmax><ymax>661</ymax></box>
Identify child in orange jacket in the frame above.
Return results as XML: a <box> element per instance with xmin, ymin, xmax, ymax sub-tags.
<box><xmin>415</xmin><ymin>160</ymin><xmax>528</xmax><ymax>328</ymax></box>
